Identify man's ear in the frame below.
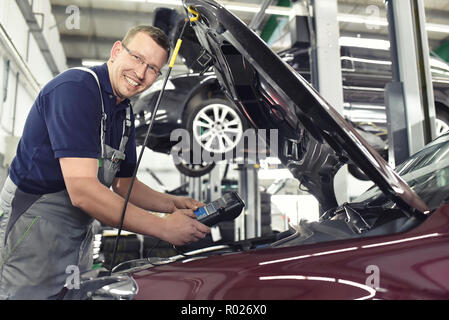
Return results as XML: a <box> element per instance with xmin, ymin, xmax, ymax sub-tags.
<box><xmin>110</xmin><ymin>41</ymin><xmax>122</xmax><ymax>62</ymax></box>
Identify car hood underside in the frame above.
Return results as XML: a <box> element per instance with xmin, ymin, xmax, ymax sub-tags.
<box><xmin>182</xmin><ymin>0</ymin><xmax>429</xmax><ymax>214</ymax></box>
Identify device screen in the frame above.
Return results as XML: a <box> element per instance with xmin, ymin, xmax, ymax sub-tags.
<box><xmin>194</xmin><ymin>203</ymin><xmax>217</xmax><ymax>219</ymax></box>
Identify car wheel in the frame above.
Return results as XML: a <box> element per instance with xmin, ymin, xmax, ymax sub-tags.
<box><xmin>174</xmin><ymin>159</ymin><xmax>216</xmax><ymax>178</ymax></box>
<box><xmin>174</xmin><ymin>98</ymin><xmax>246</xmax><ymax>177</ymax></box>
<box><xmin>187</xmin><ymin>98</ymin><xmax>245</xmax><ymax>154</ymax></box>
<box><xmin>436</xmin><ymin>107</ymin><xmax>449</xmax><ymax>137</ymax></box>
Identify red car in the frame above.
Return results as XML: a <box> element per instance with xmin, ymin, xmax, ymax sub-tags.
<box><xmin>59</xmin><ymin>0</ymin><xmax>449</xmax><ymax>301</ymax></box>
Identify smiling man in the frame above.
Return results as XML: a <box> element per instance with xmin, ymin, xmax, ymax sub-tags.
<box><xmin>0</xmin><ymin>25</ymin><xmax>210</xmax><ymax>300</ymax></box>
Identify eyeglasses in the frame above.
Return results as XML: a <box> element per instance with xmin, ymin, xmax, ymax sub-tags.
<box><xmin>122</xmin><ymin>43</ymin><xmax>162</xmax><ymax>78</ymax></box>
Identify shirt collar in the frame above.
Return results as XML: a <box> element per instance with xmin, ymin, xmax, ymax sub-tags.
<box><xmin>91</xmin><ymin>63</ymin><xmax>130</xmax><ymax>108</ymax></box>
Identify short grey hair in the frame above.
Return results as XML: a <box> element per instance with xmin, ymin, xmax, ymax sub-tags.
<box><xmin>122</xmin><ymin>25</ymin><xmax>171</xmax><ymax>62</ymax></box>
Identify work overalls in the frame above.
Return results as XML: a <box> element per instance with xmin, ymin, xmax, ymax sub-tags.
<box><xmin>0</xmin><ymin>68</ymin><xmax>131</xmax><ymax>299</ymax></box>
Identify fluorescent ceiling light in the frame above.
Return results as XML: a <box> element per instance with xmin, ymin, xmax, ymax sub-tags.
<box><xmin>341</xmin><ymin>56</ymin><xmax>392</xmax><ymax>66</ymax></box>
<box><xmin>337</xmin><ymin>13</ymin><xmax>388</xmax><ymax>27</ymax></box>
<box><xmin>430</xmin><ymin>58</ymin><xmax>449</xmax><ymax>72</ymax></box>
<box><xmin>426</xmin><ymin>23</ymin><xmax>449</xmax><ymax>34</ymax></box>
<box><xmin>224</xmin><ymin>4</ymin><xmax>292</xmax><ymax>16</ymax></box>
<box><xmin>338</xmin><ymin>13</ymin><xmax>449</xmax><ymax>34</ymax></box>
<box><xmin>339</xmin><ymin>36</ymin><xmax>391</xmax><ymax>50</ymax></box>
<box><xmin>122</xmin><ymin>0</ymin><xmax>292</xmax><ymax>15</ymax></box>
<box><xmin>123</xmin><ymin>0</ymin><xmax>449</xmax><ymax>34</ymax></box>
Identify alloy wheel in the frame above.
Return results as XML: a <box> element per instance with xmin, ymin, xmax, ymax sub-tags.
<box><xmin>192</xmin><ymin>103</ymin><xmax>244</xmax><ymax>154</ymax></box>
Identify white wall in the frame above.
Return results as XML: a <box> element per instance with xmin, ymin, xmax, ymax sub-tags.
<box><xmin>0</xmin><ymin>0</ymin><xmax>67</xmax><ymax>166</ymax></box>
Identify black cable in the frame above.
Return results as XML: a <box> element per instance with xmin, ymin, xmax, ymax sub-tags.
<box><xmin>109</xmin><ymin>18</ymin><xmax>191</xmax><ymax>276</ymax></box>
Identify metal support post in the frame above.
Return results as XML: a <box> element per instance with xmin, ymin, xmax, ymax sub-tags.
<box><xmin>235</xmin><ymin>165</ymin><xmax>246</xmax><ymax>241</ymax></box>
<box><xmin>207</xmin><ymin>165</ymin><xmax>222</xmax><ymax>241</ymax></box>
<box><xmin>385</xmin><ymin>0</ymin><xmax>436</xmax><ymax>166</ymax></box>
<box><xmin>237</xmin><ymin>164</ymin><xmax>260</xmax><ymax>240</ymax></box>
<box><xmin>208</xmin><ymin>164</ymin><xmax>221</xmax><ymax>202</ymax></box>
<box><xmin>311</xmin><ymin>0</ymin><xmax>347</xmax><ymax>204</ymax></box>
<box><xmin>188</xmin><ymin>175</ymin><xmax>202</xmax><ymax>202</ymax></box>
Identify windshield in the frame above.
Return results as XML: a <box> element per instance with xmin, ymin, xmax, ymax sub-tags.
<box><xmin>355</xmin><ymin>132</ymin><xmax>449</xmax><ymax>210</ymax></box>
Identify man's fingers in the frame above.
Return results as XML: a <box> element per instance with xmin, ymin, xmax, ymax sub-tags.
<box><xmin>194</xmin><ymin>230</ymin><xmax>207</xmax><ymax>240</ymax></box>
<box><xmin>187</xmin><ymin>199</ymin><xmax>204</xmax><ymax>210</ymax></box>
<box><xmin>165</xmin><ymin>210</ymin><xmax>211</xmax><ymax>246</ymax></box>
<box><xmin>175</xmin><ymin>210</ymin><xmax>212</xmax><ymax>234</ymax></box>
<box><xmin>173</xmin><ymin>196</ymin><xmax>204</xmax><ymax>210</ymax></box>
<box><xmin>176</xmin><ymin>208</ymin><xmax>197</xmax><ymax>218</ymax></box>
<box><xmin>194</xmin><ymin>200</ymin><xmax>205</xmax><ymax>208</ymax></box>
<box><xmin>195</xmin><ymin>221</ymin><xmax>211</xmax><ymax>234</ymax></box>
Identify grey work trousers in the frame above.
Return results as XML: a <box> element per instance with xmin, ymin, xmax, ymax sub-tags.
<box><xmin>0</xmin><ymin>176</ymin><xmax>94</xmax><ymax>299</ymax></box>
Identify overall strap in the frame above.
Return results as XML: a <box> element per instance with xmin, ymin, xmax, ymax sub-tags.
<box><xmin>118</xmin><ymin>105</ymin><xmax>132</xmax><ymax>153</ymax></box>
<box><xmin>71</xmin><ymin>67</ymin><xmax>107</xmax><ymax>158</ymax></box>
<box><xmin>70</xmin><ymin>67</ymin><xmax>131</xmax><ymax>157</ymax></box>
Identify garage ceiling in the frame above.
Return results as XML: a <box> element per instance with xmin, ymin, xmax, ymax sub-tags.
<box><xmin>46</xmin><ymin>0</ymin><xmax>449</xmax><ymax>69</ymax></box>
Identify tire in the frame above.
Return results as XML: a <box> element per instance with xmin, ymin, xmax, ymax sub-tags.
<box><xmin>261</xmin><ymin>225</ymin><xmax>272</xmax><ymax>236</ymax></box>
<box><xmin>436</xmin><ymin>106</ymin><xmax>449</xmax><ymax>137</ymax></box>
<box><xmin>261</xmin><ymin>211</ymin><xmax>271</xmax><ymax>226</ymax></box>
<box><xmin>260</xmin><ymin>191</ymin><xmax>271</xmax><ymax>204</ymax></box>
<box><xmin>101</xmin><ymin>235</ymin><xmax>141</xmax><ymax>253</ymax></box>
<box><xmin>172</xmin><ymin>97</ymin><xmax>246</xmax><ymax>177</ymax></box>
<box><xmin>103</xmin><ymin>252</ymin><xmax>141</xmax><ymax>270</ymax></box>
<box><xmin>174</xmin><ymin>160</ymin><xmax>216</xmax><ymax>177</ymax></box>
<box><xmin>101</xmin><ymin>235</ymin><xmax>141</xmax><ymax>269</ymax></box>
<box><xmin>143</xmin><ymin>236</ymin><xmax>177</xmax><ymax>258</ymax></box>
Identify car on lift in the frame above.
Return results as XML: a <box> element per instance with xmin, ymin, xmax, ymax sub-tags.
<box><xmin>132</xmin><ymin>7</ymin><xmax>449</xmax><ymax>178</ymax></box>
<box><xmin>59</xmin><ymin>0</ymin><xmax>449</xmax><ymax>300</ymax></box>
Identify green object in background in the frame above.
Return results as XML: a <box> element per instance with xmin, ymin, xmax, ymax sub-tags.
<box><xmin>260</xmin><ymin>0</ymin><xmax>292</xmax><ymax>43</ymax></box>
<box><xmin>435</xmin><ymin>40</ymin><xmax>449</xmax><ymax>64</ymax></box>
<box><xmin>98</xmin><ymin>158</ymin><xmax>103</xmax><ymax>168</ymax></box>
<box><xmin>92</xmin><ymin>263</ymin><xmax>103</xmax><ymax>270</ymax></box>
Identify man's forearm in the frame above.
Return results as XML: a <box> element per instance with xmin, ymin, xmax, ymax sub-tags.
<box><xmin>59</xmin><ymin>157</ymin><xmax>209</xmax><ymax>247</ymax></box>
<box><xmin>69</xmin><ymin>177</ymin><xmax>168</xmax><ymax>237</ymax></box>
<box><xmin>113</xmin><ymin>177</ymin><xmax>177</xmax><ymax>213</ymax></box>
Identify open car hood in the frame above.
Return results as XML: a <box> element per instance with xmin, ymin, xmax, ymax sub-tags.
<box><xmin>182</xmin><ymin>0</ymin><xmax>429</xmax><ymax>214</ymax></box>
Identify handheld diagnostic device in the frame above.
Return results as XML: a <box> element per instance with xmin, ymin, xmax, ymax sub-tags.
<box><xmin>194</xmin><ymin>192</ymin><xmax>245</xmax><ymax>227</ymax></box>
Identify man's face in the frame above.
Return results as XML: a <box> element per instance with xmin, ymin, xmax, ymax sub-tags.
<box><xmin>108</xmin><ymin>32</ymin><xmax>168</xmax><ymax>103</ymax></box>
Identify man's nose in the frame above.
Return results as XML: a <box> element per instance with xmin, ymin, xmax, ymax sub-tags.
<box><xmin>135</xmin><ymin>63</ymin><xmax>147</xmax><ymax>79</ymax></box>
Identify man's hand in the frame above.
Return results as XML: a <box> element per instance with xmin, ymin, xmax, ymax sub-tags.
<box><xmin>172</xmin><ymin>196</ymin><xmax>204</xmax><ymax>211</ymax></box>
<box><xmin>161</xmin><ymin>209</ymin><xmax>211</xmax><ymax>246</ymax></box>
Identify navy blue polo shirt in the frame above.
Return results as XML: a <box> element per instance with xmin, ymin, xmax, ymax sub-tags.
<box><xmin>9</xmin><ymin>63</ymin><xmax>137</xmax><ymax>194</ymax></box>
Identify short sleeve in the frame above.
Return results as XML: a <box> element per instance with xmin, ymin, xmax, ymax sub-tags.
<box><xmin>42</xmin><ymin>81</ymin><xmax>102</xmax><ymax>159</ymax></box>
